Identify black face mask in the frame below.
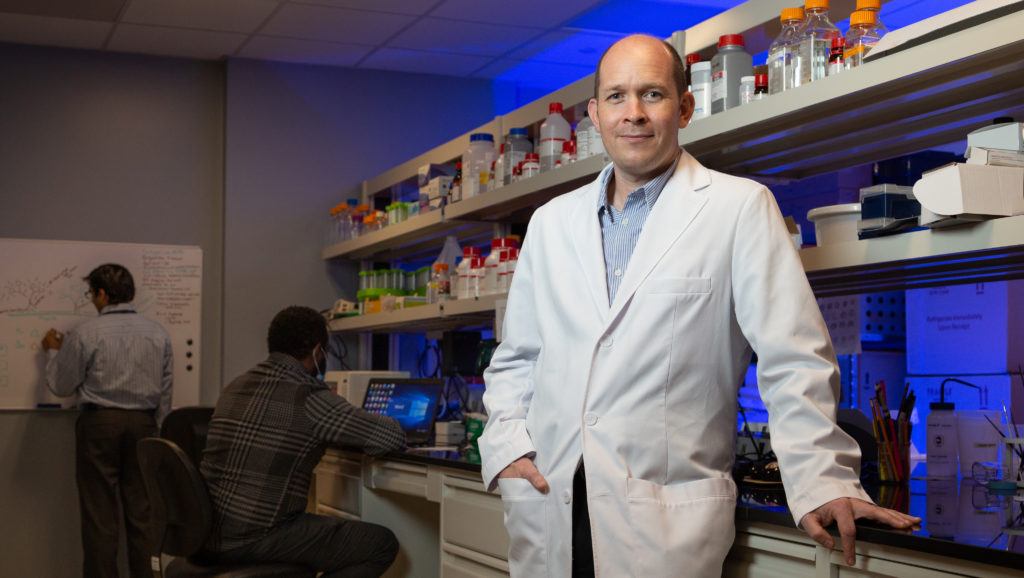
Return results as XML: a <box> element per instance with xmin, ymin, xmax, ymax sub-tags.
<box><xmin>312</xmin><ymin>344</ymin><xmax>326</xmax><ymax>380</ymax></box>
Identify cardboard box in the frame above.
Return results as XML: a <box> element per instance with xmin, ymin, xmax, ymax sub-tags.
<box><xmin>417</xmin><ymin>163</ymin><xmax>452</xmax><ymax>188</ymax></box>
<box><xmin>965</xmin><ymin>146</ymin><xmax>1024</xmax><ymax>167</ymax></box>
<box><xmin>918</xmin><ymin>207</ymin><xmax>990</xmax><ymax>228</ymax></box>
<box><xmin>906</xmin><ymin>281</ymin><xmax>1024</xmax><ymax>375</ymax></box>
<box><xmin>967</xmin><ymin>122</ymin><xmax>1024</xmax><ymax>153</ymax></box>
<box><xmin>422</xmin><ymin>176</ymin><xmax>452</xmax><ymax>200</ymax></box>
<box><xmin>913</xmin><ymin>162</ymin><xmax>1024</xmax><ymax>222</ymax></box>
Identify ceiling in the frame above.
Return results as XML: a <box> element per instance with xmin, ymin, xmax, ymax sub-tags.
<box><xmin>0</xmin><ymin>0</ymin><xmax>964</xmax><ymax>100</ymax></box>
<box><xmin>0</xmin><ymin>0</ymin><xmax>741</xmax><ymax>80</ymax></box>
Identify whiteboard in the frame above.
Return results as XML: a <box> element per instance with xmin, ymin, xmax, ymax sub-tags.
<box><xmin>0</xmin><ymin>239</ymin><xmax>201</xmax><ymax>409</ymax></box>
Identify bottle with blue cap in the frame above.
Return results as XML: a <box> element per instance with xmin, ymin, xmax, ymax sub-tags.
<box><xmin>462</xmin><ymin>133</ymin><xmax>496</xmax><ymax>199</ymax></box>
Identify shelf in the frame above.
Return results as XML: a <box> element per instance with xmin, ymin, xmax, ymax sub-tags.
<box><xmin>441</xmin><ymin>293</ymin><xmax>506</xmax><ymax>321</ymax></box>
<box><xmin>684</xmin><ymin>8</ymin><xmax>1024</xmax><ymax>179</ymax></box>
<box><xmin>332</xmin><ymin>214</ymin><xmax>1024</xmax><ymax>333</ymax></box>
<box><xmin>322</xmin><ymin>10</ymin><xmax>1024</xmax><ymax>263</ymax></box>
<box><xmin>329</xmin><ymin>294</ymin><xmax>507</xmax><ymax>334</ymax></box>
<box><xmin>321</xmin><ymin>157</ymin><xmax>606</xmax><ymax>261</ymax></box>
<box><xmin>444</xmin><ymin>155</ymin><xmax>607</xmax><ymax>222</ymax></box>
<box><xmin>801</xmin><ymin>215</ymin><xmax>1024</xmax><ymax>297</ymax></box>
<box><xmin>321</xmin><ymin>210</ymin><xmax>493</xmax><ymax>262</ymax></box>
<box><xmin>328</xmin><ymin>304</ymin><xmax>442</xmax><ymax>333</ymax></box>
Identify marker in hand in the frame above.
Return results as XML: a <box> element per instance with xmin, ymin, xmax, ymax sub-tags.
<box><xmin>41</xmin><ymin>329</ymin><xmax>64</xmax><ymax>351</ymax></box>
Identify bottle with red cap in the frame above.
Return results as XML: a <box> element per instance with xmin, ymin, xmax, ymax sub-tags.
<box><xmin>467</xmin><ymin>256</ymin><xmax>486</xmax><ymax>299</ymax></box>
<box><xmin>483</xmin><ymin>238</ymin><xmax>514</xmax><ymax>296</ymax></box>
<box><xmin>455</xmin><ymin>246</ymin><xmax>481</xmax><ymax>299</ymax></box>
<box><xmin>684</xmin><ymin>52</ymin><xmax>702</xmax><ymax>89</ymax></box>
<box><xmin>710</xmin><ymin>34</ymin><xmax>753</xmax><ymax>114</ymax></box>
<box><xmin>539</xmin><ymin>102</ymin><xmax>571</xmax><ymax>173</ymax></box>
<box><xmin>827</xmin><ymin>35</ymin><xmax>845</xmax><ymax>76</ymax></box>
<box><xmin>754</xmin><ymin>72</ymin><xmax>768</xmax><ymax>100</ymax></box>
<box><xmin>522</xmin><ymin>153</ymin><xmax>541</xmax><ymax>179</ymax></box>
<box><xmin>559</xmin><ymin>140</ymin><xmax>576</xmax><ymax>167</ymax></box>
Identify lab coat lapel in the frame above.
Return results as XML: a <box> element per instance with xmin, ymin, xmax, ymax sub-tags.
<box><xmin>606</xmin><ymin>150</ymin><xmax>711</xmax><ymax>323</ymax></box>
<box><xmin>569</xmin><ymin>178</ymin><xmax>611</xmax><ymax>320</ymax></box>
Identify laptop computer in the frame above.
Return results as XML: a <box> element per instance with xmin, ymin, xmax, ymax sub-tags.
<box><xmin>361</xmin><ymin>378</ymin><xmax>444</xmax><ymax>446</ymax></box>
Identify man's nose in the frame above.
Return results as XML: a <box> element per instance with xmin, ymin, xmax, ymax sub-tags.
<box><xmin>624</xmin><ymin>97</ymin><xmax>648</xmax><ymax>123</ymax></box>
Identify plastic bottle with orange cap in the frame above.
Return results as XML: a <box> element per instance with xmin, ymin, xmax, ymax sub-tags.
<box><xmin>845</xmin><ymin>8</ymin><xmax>887</xmax><ymax>69</ymax></box>
<box><xmin>767</xmin><ymin>6</ymin><xmax>806</xmax><ymax>95</ymax></box>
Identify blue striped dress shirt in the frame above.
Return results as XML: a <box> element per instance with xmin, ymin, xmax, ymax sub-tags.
<box><xmin>46</xmin><ymin>302</ymin><xmax>174</xmax><ymax>422</ymax></box>
<box><xmin>597</xmin><ymin>152</ymin><xmax>680</xmax><ymax>303</ymax></box>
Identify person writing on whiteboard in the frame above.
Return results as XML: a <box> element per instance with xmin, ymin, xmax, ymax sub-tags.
<box><xmin>41</xmin><ymin>263</ymin><xmax>173</xmax><ymax>578</ymax></box>
<box><xmin>477</xmin><ymin>35</ymin><xmax>919</xmax><ymax>577</ymax></box>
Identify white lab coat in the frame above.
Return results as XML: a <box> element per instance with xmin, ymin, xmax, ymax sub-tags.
<box><xmin>479</xmin><ymin>150</ymin><xmax>872</xmax><ymax>577</ymax></box>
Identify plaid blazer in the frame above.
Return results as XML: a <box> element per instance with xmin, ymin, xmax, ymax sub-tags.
<box><xmin>200</xmin><ymin>353</ymin><xmax>405</xmax><ymax>552</ymax></box>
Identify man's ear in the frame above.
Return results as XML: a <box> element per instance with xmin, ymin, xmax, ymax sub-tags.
<box><xmin>679</xmin><ymin>91</ymin><xmax>695</xmax><ymax>128</ymax></box>
<box><xmin>587</xmin><ymin>98</ymin><xmax>600</xmax><ymax>133</ymax></box>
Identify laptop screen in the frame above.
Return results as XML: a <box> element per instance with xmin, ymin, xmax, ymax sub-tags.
<box><xmin>362</xmin><ymin>378</ymin><xmax>443</xmax><ymax>444</ymax></box>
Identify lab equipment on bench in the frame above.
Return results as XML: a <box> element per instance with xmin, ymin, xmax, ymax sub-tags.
<box><xmin>362</xmin><ymin>378</ymin><xmax>444</xmax><ymax>446</ymax></box>
<box><xmin>323</xmin><ymin>370</ymin><xmax>410</xmax><ymax>406</ymax></box>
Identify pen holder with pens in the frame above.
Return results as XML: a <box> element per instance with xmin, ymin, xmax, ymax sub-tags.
<box><xmin>877</xmin><ymin>433</ymin><xmax>910</xmax><ymax>483</ymax></box>
<box><xmin>871</xmin><ymin>380</ymin><xmax>914</xmax><ymax>484</ymax></box>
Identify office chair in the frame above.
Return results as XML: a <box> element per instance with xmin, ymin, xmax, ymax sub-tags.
<box><xmin>161</xmin><ymin>407</ymin><xmax>215</xmax><ymax>468</ymax></box>
<box><xmin>137</xmin><ymin>438</ymin><xmax>314</xmax><ymax>578</ymax></box>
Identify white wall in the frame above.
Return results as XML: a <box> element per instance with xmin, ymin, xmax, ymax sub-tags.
<box><xmin>0</xmin><ymin>42</ymin><xmax>225</xmax><ymax>576</ymax></box>
<box><xmin>222</xmin><ymin>58</ymin><xmax>494</xmax><ymax>381</ymax></box>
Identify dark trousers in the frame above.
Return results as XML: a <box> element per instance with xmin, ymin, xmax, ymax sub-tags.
<box><xmin>572</xmin><ymin>462</ymin><xmax>595</xmax><ymax>577</ymax></box>
<box><xmin>214</xmin><ymin>513</ymin><xmax>399</xmax><ymax>578</ymax></box>
<box><xmin>76</xmin><ymin>407</ymin><xmax>157</xmax><ymax>578</ymax></box>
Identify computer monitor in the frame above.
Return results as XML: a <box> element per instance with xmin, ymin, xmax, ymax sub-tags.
<box><xmin>361</xmin><ymin>378</ymin><xmax>444</xmax><ymax>446</ymax></box>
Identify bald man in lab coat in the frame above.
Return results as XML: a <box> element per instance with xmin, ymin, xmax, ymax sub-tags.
<box><xmin>479</xmin><ymin>34</ymin><xmax>919</xmax><ymax>577</ymax></box>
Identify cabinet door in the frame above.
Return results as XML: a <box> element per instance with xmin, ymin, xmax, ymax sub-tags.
<box><xmin>367</xmin><ymin>459</ymin><xmax>430</xmax><ymax>498</ymax></box>
<box><xmin>441</xmin><ymin>473</ymin><xmax>509</xmax><ymax>562</ymax></box>
<box><xmin>315</xmin><ymin>454</ymin><xmax>363</xmax><ymax>518</ymax></box>
<box><xmin>724</xmin><ymin>526</ymin><xmax>817</xmax><ymax>578</ymax></box>
<box><xmin>441</xmin><ymin>549</ymin><xmax>510</xmax><ymax>578</ymax></box>
<box><xmin>834</xmin><ymin>560</ymin><xmax>961</xmax><ymax>578</ymax></box>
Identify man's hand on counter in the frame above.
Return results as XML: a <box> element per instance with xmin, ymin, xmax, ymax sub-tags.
<box><xmin>497</xmin><ymin>456</ymin><xmax>550</xmax><ymax>494</ymax></box>
<box><xmin>800</xmin><ymin>498</ymin><xmax>921</xmax><ymax>567</ymax></box>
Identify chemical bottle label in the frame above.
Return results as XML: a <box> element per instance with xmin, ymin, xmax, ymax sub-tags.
<box><xmin>711</xmin><ymin>70</ymin><xmax>727</xmax><ymax>104</ymax></box>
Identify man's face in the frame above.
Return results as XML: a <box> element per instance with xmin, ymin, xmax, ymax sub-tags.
<box><xmin>588</xmin><ymin>37</ymin><xmax>694</xmax><ymax>182</ymax></box>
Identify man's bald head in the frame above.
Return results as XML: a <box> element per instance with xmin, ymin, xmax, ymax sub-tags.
<box><xmin>594</xmin><ymin>34</ymin><xmax>686</xmax><ymax>99</ymax></box>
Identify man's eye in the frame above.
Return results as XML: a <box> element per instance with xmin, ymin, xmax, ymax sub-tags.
<box><xmin>607</xmin><ymin>93</ymin><xmax>623</xmax><ymax>102</ymax></box>
<box><xmin>644</xmin><ymin>91</ymin><xmax>663</xmax><ymax>101</ymax></box>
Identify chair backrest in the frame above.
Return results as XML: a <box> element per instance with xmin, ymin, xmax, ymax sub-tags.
<box><xmin>137</xmin><ymin>437</ymin><xmax>213</xmax><ymax>558</ymax></box>
<box><xmin>161</xmin><ymin>406</ymin><xmax>215</xmax><ymax>468</ymax></box>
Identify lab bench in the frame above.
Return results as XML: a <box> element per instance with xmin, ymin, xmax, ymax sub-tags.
<box><xmin>313</xmin><ymin>447</ymin><xmax>1024</xmax><ymax>578</ymax></box>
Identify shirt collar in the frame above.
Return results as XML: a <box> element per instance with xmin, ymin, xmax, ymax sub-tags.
<box><xmin>99</xmin><ymin>302</ymin><xmax>136</xmax><ymax>315</ymax></box>
<box><xmin>266</xmin><ymin>352</ymin><xmax>323</xmax><ymax>386</ymax></box>
<box><xmin>597</xmin><ymin>149</ymin><xmax>681</xmax><ymax>216</ymax></box>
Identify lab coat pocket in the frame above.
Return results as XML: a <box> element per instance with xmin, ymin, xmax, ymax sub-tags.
<box><xmin>646</xmin><ymin>276</ymin><xmax>712</xmax><ymax>294</ymax></box>
<box><xmin>625</xmin><ymin>477</ymin><xmax>737</xmax><ymax>578</ymax></box>
<box><xmin>497</xmin><ymin>478</ymin><xmax>549</xmax><ymax>577</ymax></box>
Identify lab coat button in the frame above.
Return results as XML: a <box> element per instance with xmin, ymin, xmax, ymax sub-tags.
<box><xmin>584</xmin><ymin>412</ymin><xmax>599</xmax><ymax>426</ymax></box>
<box><xmin>562</xmin><ymin>490</ymin><xmax>572</xmax><ymax>504</ymax></box>
<box><xmin>600</xmin><ymin>336</ymin><xmax>613</xmax><ymax>348</ymax></box>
